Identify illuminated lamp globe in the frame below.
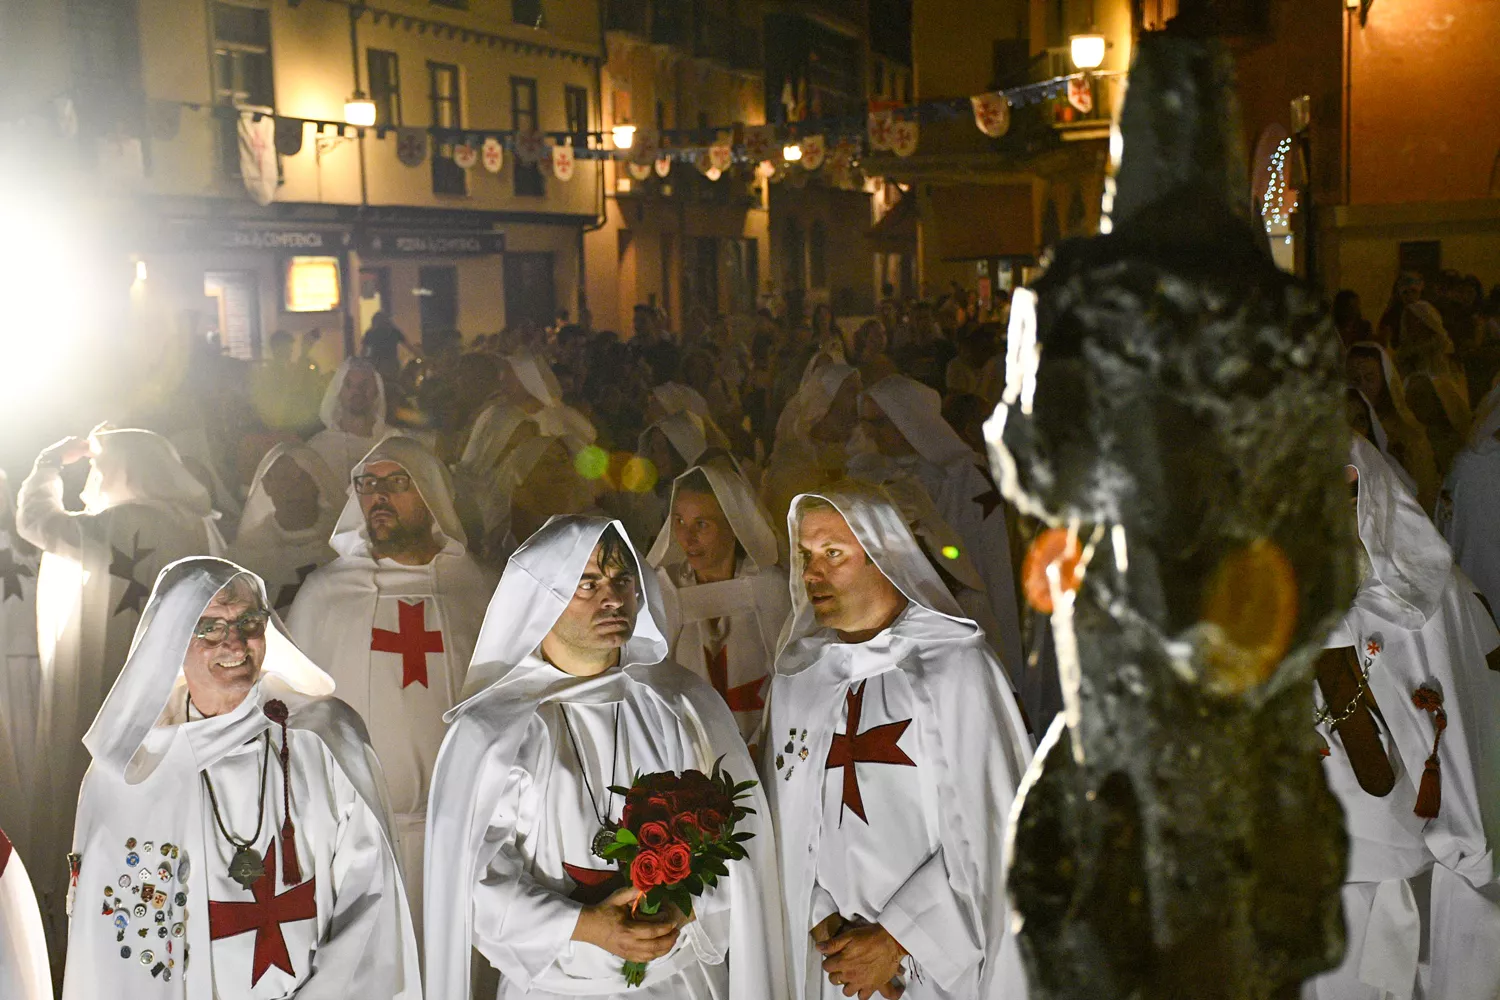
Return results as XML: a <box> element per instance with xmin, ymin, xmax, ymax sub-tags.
<box><xmin>782</xmin><ymin>143</ymin><xmax>803</xmax><ymax>162</ymax></box>
<box><xmin>1070</xmin><ymin>33</ymin><xmax>1107</xmax><ymax>71</ymax></box>
<box><xmin>344</xmin><ymin>93</ymin><xmax>377</xmax><ymax>128</ymax></box>
<box><xmin>611</xmin><ymin>124</ymin><xmax>637</xmax><ymax>150</ymax></box>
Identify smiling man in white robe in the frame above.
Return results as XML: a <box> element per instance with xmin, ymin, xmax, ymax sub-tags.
<box><xmin>424</xmin><ymin>515</ymin><xmax>787</xmax><ymax>1000</ymax></box>
<box><xmin>17</xmin><ymin>428</ymin><xmax>224</xmax><ymax>952</ymax></box>
<box><xmin>1305</xmin><ymin>439</ymin><xmax>1500</xmax><ymax>1000</ymax></box>
<box><xmin>765</xmin><ymin>484</ymin><xmax>1033</xmax><ymax>1000</ymax></box>
<box><xmin>62</xmin><ymin>558</ymin><xmax>419</xmax><ymax>999</ymax></box>
<box><xmin>286</xmin><ymin>435</ymin><xmax>492</xmax><ymax>934</ymax></box>
<box><xmin>647</xmin><ymin>456</ymin><xmax>790</xmax><ymax>747</ymax></box>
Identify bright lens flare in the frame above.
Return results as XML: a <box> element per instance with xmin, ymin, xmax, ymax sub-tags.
<box><xmin>574</xmin><ymin>445</ymin><xmax>609</xmax><ymax>480</ymax></box>
<box><xmin>941</xmin><ymin>545</ymin><xmax>961</xmax><ymax>560</ymax></box>
<box><xmin>0</xmin><ymin>191</ymin><xmax>96</xmax><ymax>399</ymax></box>
<box><xmin>621</xmin><ymin>456</ymin><xmax>658</xmax><ymax>494</ymax></box>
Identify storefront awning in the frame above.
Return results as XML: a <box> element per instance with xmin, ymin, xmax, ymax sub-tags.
<box><xmin>927</xmin><ymin>183</ymin><xmax>1037</xmax><ymax>261</ymax></box>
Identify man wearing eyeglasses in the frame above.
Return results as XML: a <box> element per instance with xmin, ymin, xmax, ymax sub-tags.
<box><xmin>62</xmin><ymin>558</ymin><xmax>420</xmax><ymax>999</ymax></box>
<box><xmin>286</xmin><ymin>435</ymin><xmax>493</xmax><ymax>944</ymax></box>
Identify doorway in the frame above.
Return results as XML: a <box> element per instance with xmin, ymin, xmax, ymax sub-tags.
<box><xmin>417</xmin><ymin>265</ymin><xmax>458</xmax><ymax>346</ymax></box>
<box><xmin>359</xmin><ymin>267</ymin><xmax>392</xmax><ymax>339</ymax></box>
<box><xmin>503</xmin><ymin>252</ymin><xmax>556</xmax><ymax>330</ymax></box>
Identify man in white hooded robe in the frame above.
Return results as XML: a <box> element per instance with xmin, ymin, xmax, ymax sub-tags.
<box><xmin>0</xmin><ymin>825</ymin><xmax>52</xmax><ymax>1000</ymax></box>
<box><xmin>1304</xmin><ymin>438</ymin><xmax>1500</xmax><ymax>1000</ymax></box>
<box><xmin>1437</xmin><ymin>383</ymin><xmax>1500</xmax><ymax>617</ymax></box>
<box><xmin>306</xmin><ymin>359</ymin><xmax>391</xmax><ymax>479</ymax></box>
<box><xmin>765</xmin><ymin>484</ymin><xmax>1033</xmax><ymax>1000</ymax></box>
<box><xmin>647</xmin><ymin>456</ymin><xmax>791</xmax><ymax>745</ymax></box>
<box><xmin>286</xmin><ymin>435</ymin><xmax>492</xmax><ymax>931</ymax></box>
<box><xmin>851</xmin><ymin>375</ymin><xmax>1025</xmax><ymax>681</ymax></box>
<box><xmin>424</xmin><ymin>515</ymin><xmax>787</xmax><ymax>1000</ymax></box>
<box><xmin>229</xmin><ymin>443</ymin><xmax>343</xmax><ymax>615</ymax></box>
<box><xmin>62</xmin><ymin>558</ymin><xmax>419</xmax><ymax>1000</ymax></box>
<box><xmin>17</xmin><ymin>428</ymin><xmax>224</xmax><ymax>947</ymax></box>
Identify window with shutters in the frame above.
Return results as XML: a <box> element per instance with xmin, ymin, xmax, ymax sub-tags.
<box><xmin>512</xmin><ymin>76</ymin><xmax>545</xmax><ymax>197</ymax></box>
<box><xmin>212</xmin><ymin>2</ymin><xmax>274</xmax><ymax>177</ymax></box>
<box><xmin>368</xmin><ymin>49</ymin><xmax>402</xmax><ymax>127</ymax></box>
<box><xmin>429</xmin><ymin>62</ymin><xmax>466</xmax><ymax>196</ymax></box>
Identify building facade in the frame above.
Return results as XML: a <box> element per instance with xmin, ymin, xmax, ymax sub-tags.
<box><xmin>10</xmin><ymin>0</ymin><xmax>606</xmax><ymax>373</ymax></box>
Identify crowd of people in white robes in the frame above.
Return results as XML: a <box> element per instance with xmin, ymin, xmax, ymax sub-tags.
<box><xmin>0</xmin><ymin>281</ymin><xmax>1496</xmax><ymax>1000</ymax></box>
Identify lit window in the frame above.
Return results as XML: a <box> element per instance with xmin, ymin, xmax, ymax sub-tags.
<box><xmin>284</xmin><ymin>256</ymin><xmax>342</xmax><ymax>312</ymax></box>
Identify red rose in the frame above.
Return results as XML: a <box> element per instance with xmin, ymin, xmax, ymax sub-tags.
<box><xmin>660</xmin><ymin>842</ymin><xmax>692</xmax><ymax>883</ymax></box>
<box><xmin>671</xmin><ymin>812</ymin><xmax>701</xmax><ymax>842</ymax></box>
<box><xmin>630</xmin><ymin>850</ymin><xmax>665</xmax><ymax>891</ymax></box>
<box><xmin>638</xmin><ymin>821</ymin><xmax>671</xmax><ymax>849</ymax></box>
<box><xmin>696</xmin><ymin>808</ymin><xmax>725</xmax><ymax>837</ymax></box>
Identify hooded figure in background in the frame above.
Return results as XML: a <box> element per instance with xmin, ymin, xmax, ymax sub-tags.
<box><xmin>460</xmin><ymin>353</ymin><xmax>597</xmax><ymax>475</ymax></box>
<box><xmin>765</xmin><ymin>484</ymin><xmax>1033</xmax><ymax>1000</ymax></box>
<box><xmin>424</xmin><ymin>515</ymin><xmax>787</xmax><ymax>1000</ymax></box>
<box><xmin>599</xmin><ymin>412</ymin><xmax>712</xmax><ymax>553</ymax></box>
<box><xmin>1306</xmin><ymin>438</ymin><xmax>1500</xmax><ymax>1000</ymax></box>
<box><xmin>762</xmin><ymin>363</ymin><xmax>861</xmax><ymax>528</ymax></box>
<box><xmin>307</xmin><ymin>359</ymin><xmax>390</xmax><ymax>479</ymax></box>
<box><xmin>462</xmin><ymin>425</ymin><xmax>603</xmax><ymax>568</ymax></box>
<box><xmin>62</xmin><ymin>558</ymin><xmax>419</xmax><ymax>1000</ymax></box>
<box><xmin>17</xmin><ymin>428</ymin><xmax>224</xmax><ymax>951</ymax></box>
<box><xmin>229</xmin><ymin>443</ymin><xmax>343</xmax><ymax>614</ymax></box>
<box><xmin>0</xmin><ymin>472</ymin><xmax>42</xmax><ymax>864</ymax></box>
<box><xmin>0</xmin><ymin>827</ymin><xmax>52</xmax><ymax>1000</ymax></box>
<box><xmin>851</xmin><ymin>374</ymin><xmax>1025</xmax><ymax>678</ymax></box>
<box><xmin>286</xmin><ymin>435</ymin><xmax>492</xmax><ymax>937</ymax></box>
<box><xmin>647</xmin><ymin>456</ymin><xmax>790</xmax><ymax>745</ymax></box>
<box><xmin>1348</xmin><ymin>342</ymin><xmax>1440</xmax><ymax>513</ymax></box>
<box><xmin>1437</xmin><ymin>382</ymin><xmax>1500</xmax><ymax>616</ymax></box>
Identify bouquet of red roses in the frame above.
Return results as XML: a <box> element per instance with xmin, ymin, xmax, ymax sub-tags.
<box><xmin>595</xmin><ymin>759</ymin><xmax>757</xmax><ymax>987</ymax></box>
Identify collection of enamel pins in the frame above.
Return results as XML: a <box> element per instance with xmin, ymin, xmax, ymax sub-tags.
<box><xmin>85</xmin><ymin>837</ymin><xmax>191</xmax><ymax>981</ymax></box>
<box><xmin>775</xmin><ymin>727</ymin><xmax>810</xmax><ymax>778</ymax></box>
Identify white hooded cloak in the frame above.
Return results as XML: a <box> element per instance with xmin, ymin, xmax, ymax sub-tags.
<box><xmin>852</xmin><ymin>375</ymin><xmax>1025</xmax><ymax>681</ymax></box>
<box><xmin>765</xmin><ymin>483</ymin><xmax>1033</xmax><ymax>1000</ymax></box>
<box><xmin>228</xmin><ymin>443</ymin><xmax>343</xmax><ymax>615</ymax></box>
<box><xmin>17</xmin><ymin>428</ymin><xmax>224</xmax><ymax>946</ymax></box>
<box><xmin>285</xmin><ymin>435</ymin><xmax>493</xmax><ymax>935</ymax></box>
<box><xmin>763</xmin><ymin>363</ymin><xmax>859</xmax><ymax>528</ymax></box>
<box><xmin>306</xmin><ymin>359</ymin><xmax>390</xmax><ymax>480</ymax></box>
<box><xmin>1305</xmin><ymin>438</ymin><xmax>1500</xmax><ymax>1000</ymax></box>
<box><xmin>61</xmin><ymin>558</ymin><xmax>419</xmax><ymax>1000</ymax></box>
<box><xmin>0</xmin><ymin>828</ymin><xmax>51</xmax><ymax>1000</ymax></box>
<box><xmin>424</xmin><ymin>515</ymin><xmax>788</xmax><ymax>1000</ymax></box>
<box><xmin>1437</xmin><ymin>382</ymin><xmax>1500</xmax><ymax>617</ymax></box>
<box><xmin>647</xmin><ymin>457</ymin><xmax>791</xmax><ymax>745</ymax></box>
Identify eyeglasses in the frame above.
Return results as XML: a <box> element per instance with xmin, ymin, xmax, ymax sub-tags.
<box><xmin>193</xmin><ymin>610</ymin><xmax>271</xmax><ymax>645</ymax></box>
<box><xmin>352</xmin><ymin>472</ymin><xmax>413</xmax><ymax>495</ymax></box>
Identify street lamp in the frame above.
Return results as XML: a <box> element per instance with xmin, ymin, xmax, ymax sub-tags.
<box><xmin>1070</xmin><ymin>33</ymin><xmax>1107</xmax><ymax>71</ymax></box>
<box><xmin>344</xmin><ymin>91</ymin><xmax>377</xmax><ymax>128</ymax></box>
<box><xmin>612</xmin><ymin>124</ymin><xmax>636</xmax><ymax>150</ymax></box>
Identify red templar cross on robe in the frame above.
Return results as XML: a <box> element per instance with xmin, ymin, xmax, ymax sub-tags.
<box><xmin>704</xmin><ymin>645</ymin><xmax>766</xmax><ymax>713</ymax></box>
<box><xmin>824</xmin><ymin>680</ymin><xmax>916</xmax><ymax>826</ymax></box>
<box><xmin>208</xmin><ymin>849</ymin><xmax>317</xmax><ymax>987</ymax></box>
<box><xmin>371</xmin><ymin>599</ymin><xmax>445</xmax><ymax>689</ymax></box>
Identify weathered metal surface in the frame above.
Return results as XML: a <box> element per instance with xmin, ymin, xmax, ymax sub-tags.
<box><xmin>986</xmin><ymin>29</ymin><xmax>1359</xmax><ymax>1000</ymax></box>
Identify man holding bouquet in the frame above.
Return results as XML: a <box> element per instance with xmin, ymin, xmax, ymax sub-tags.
<box><xmin>424</xmin><ymin>515</ymin><xmax>788</xmax><ymax>1000</ymax></box>
<box><xmin>766</xmin><ymin>484</ymin><xmax>1034</xmax><ymax>999</ymax></box>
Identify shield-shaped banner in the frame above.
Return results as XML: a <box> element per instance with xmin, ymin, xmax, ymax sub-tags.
<box><xmin>867</xmin><ymin>111</ymin><xmax>894</xmax><ymax>151</ymax></box>
<box><xmin>515</xmin><ymin>129</ymin><xmax>547</xmax><ymax>165</ymax></box>
<box><xmin>1067</xmin><ymin>76</ymin><xmax>1094</xmax><ymax>115</ymax></box>
<box><xmin>800</xmin><ymin>134</ymin><xmax>826</xmax><ymax>170</ymax></box>
<box><xmin>627</xmin><ymin>161</ymin><xmax>653</xmax><ymax>181</ymax></box>
<box><xmin>552</xmin><ymin>143</ymin><xmax>576</xmax><ymax>181</ymax></box>
<box><xmin>654</xmin><ymin>156</ymin><xmax>672</xmax><ymax>178</ymax></box>
<box><xmin>453</xmin><ymin>139</ymin><xmax>479</xmax><ymax>170</ymax></box>
<box><xmin>889</xmin><ymin>118</ymin><xmax>919</xmax><ymax>157</ymax></box>
<box><xmin>742</xmin><ymin>125</ymin><xmax>775</xmax><ymax>164</ymax></box>
<box><xmin>396</xmin><ymin>128</ymin><xmax>427</xmax><ymax>167</ymax></box>
<box><xmin>970</xmin><ymin>93</ymin><xmax>1012</xmax><ymax>138</ymax></box>
<box><xmin>482</xmin><ymin>137</ymin><xmax>504</xmax><ymax>173</ymax></box>
<box><xmin>273</xmin><ymin>116</ymin><xmax>303</xmax><ymax>157</ymax></box>
<box><xmin>629</xmin><ymin>128</ymin><xmax>660</xmax><ymax>166</ymax></box>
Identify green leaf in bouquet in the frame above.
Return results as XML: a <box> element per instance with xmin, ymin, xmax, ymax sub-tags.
<box><xmin>614</xmin><ymin>828</ymin><xmax>638</xmax><ymax>846</ymax></box>
<box><xmin>733</xmin><ymin>831</ymin><xmax>755</xmax><ymax>842</ymax></box>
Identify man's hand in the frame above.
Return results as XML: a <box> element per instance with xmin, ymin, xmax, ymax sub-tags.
<box><xmin>819</xmin><ymin>923</ymin><xmax>907</xmax><ymax>1000</ymax></box>
<box><xmin>43</xmin><ymin>437</ymin><xmax>92</xmax><ymax>468</ymax></box>
<box><xmin>572</xmin><ymin>887</ymin><xmax>687</xmax><ymax>963</ymax></box>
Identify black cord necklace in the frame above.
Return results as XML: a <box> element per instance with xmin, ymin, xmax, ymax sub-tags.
<box><xmin>560</xmin><ymin>702</ymin><xmax>622</xmax><ymax>859</ymax></box>
<box><xmin>193</xmin><ymin>694</ymin><xmax>272</xmax><ymax>890</ymax></box>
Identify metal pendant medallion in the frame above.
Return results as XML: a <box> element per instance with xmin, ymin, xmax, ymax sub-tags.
<box><xmin>591</xmin><ymin>825</ymin><xmax>618</xmax><ymax>860</ymax></box>
<box><xmin>227</xmin><ymin>846</ymin><xmax>264</xmax><ymax>890</ymax></box>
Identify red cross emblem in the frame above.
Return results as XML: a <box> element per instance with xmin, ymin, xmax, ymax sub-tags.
<box><xmin>824</xmin><ymin>681</ymin><xmax>916</xmax><ymax>826</ymax></box>
<box><xmin>209</xmin><ymin>849</ymin><xmax>317</xmax><ymax>987</ymax></box>
<box><xmin>704</xmin><ymin>645</ymin><xmax>766</xmax><ymax>714</ymax></box>
<box><xmin>370</xmin><ymin>599</ymin><xmax>445</xmax><ymax>689</ymax></box>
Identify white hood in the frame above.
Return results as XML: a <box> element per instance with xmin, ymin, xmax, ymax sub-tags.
<box><xmin>319</xmin><ymin>358</ymin><xmax>388</xmax><ymax>437</ymax></box>
<box><xmin>330</xmin><ymin>436</ymin><xmax>467</xmax><ymax>558</ymax></box>
<box><xmin>865</xmin><ymin>374</ymin><xmax>975</xmax><ymax>467</ymax></box>
<box><xmin>647</xmin><ymin>454</ymin><xmax>780</xmax><ymax>572</ymax></box>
